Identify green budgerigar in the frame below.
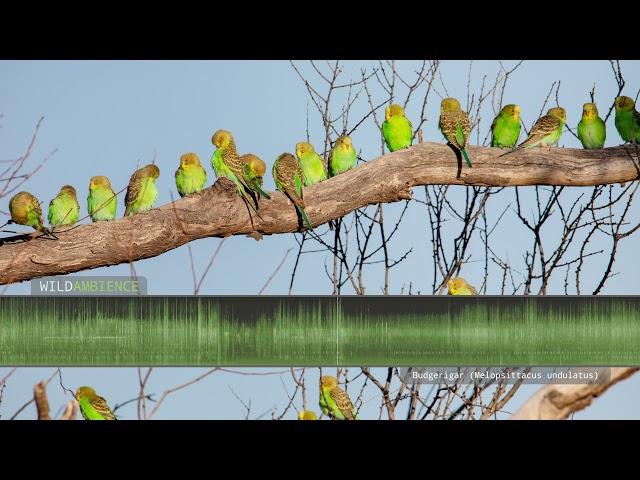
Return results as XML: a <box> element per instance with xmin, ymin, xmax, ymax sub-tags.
<box><xmin>328</xmin><ymin>135</ymin><xmax>357</xmax><ymax>177</ymax></box>
<box><xmin>447</xmin><ymin>277</ymin><xmax>478</xmax><ymax>296</ymax></box>
<box><xmin>295</xmin><ymin>142</ymin><xmax>328</xmax><ymax>186</ymax></box>
<box><xmin>48</xmin><ymin>185</ymin><xmax>80</xmax><ymax>227</ymax></box>
<box><xmin>439</xmin><ymin>97</ymin><xmax>472</xmax><ymax>167</ymax></box>
<box><xmin>502</xmin><ymin>107</ymin><xmax>567</xmax><ymax>156</ymax></box>
<box><xmin>577</xmin><ymin>103</ymin><xmax>606</xmax><ymax>149</ymax></box>
<box><xmin>319</xmin><ymin>376</ymin><xmax>358</xmax><ymax>420</ymax></box>
<box><xmin>87</xmin><ymin>176</ymin><xmax>117</xmax><ymax>221</ymax></box>
<box><xmin>76</xmin><ymin>386</ymin><xmax>117</xmax><ymax>420</ymax></box>
<box><xmin>382</xmin><ymin>103</ymin><xmax>413</xmax><ymax>152</ymax></box>
<box><xmin>124</xmin><ymin>164</ymin><xmax>160</xmax><ymax>217</ymax></box>
<box><xmin>8</xmin><ymin>191</ymin><xmax>46</xmax><ymax>232</ymax></box>
<box><xmin>491</xmin><ymin>104</ymin><xmax>522</xmax><ymax>148</ymax></box>
<box><xmin>614</xmin><ymin>96</ymin><xmax>640</xmax><ymax>144</ymax></box>
<box><xmin>240</xmin><ymin>153</ymin><xmax>271</xmax><ymax>199</ymax></box>
<box><xmin>272</xmin><ymin>153</ymin><xmax>313</xmax><ymax>229</ymax></box>
<box><xmin>175</xmin><ymin>152</ymin><xmax>207</xmax><ymax>197</ymax></box>
<box><xmin>211</xmin><ymin>130</ymin><xmax>262</xmax><ymax>208</ymax></box>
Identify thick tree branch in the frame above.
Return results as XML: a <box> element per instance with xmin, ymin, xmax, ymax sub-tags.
<box><xmin>511</xmin><ymin>367</ymin><xmax>639</xmax><ymax>420</ymax></box>
<box><xmin>1</xmin><ymin>143</ymin><xmax>638</xmax><ymax>285</ymax></box>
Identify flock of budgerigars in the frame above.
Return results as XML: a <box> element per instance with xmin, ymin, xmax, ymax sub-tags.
<box><xmin>35</xmin><ymin>96</ymin><xmax>640</xmax><ymax>420</ymax></box>
<box><xmin>75</xmin><ymin>375</ymin><xmax>357</xmax><ymax>420</ymax></box>
<box><xmin>5</xmin><ymin>96</ymin><xmax>640</xmax><ymax>297</ymax></box>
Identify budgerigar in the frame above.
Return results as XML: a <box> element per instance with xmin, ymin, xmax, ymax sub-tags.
<box><xmin>295</xmin><ymin>142</ymin><xmax>328</xmax><ymax>186</ymax></box>
<box><xmin>48</xmin><ymin>185</ymin><xmax>80</xmax><ymax>227</ymax></box>
<box><xmin>87</xmin><ymin>176</ymin><xmax>117</xmax><ymax>221</ymax></box>
<box><xmin>175</xmin><ymin>152</ymin><xmax>207</xmax><ymax>197</ymax></box>
<box><xmin>298</xmin><ymin>410</ymin><xmax>318</xmax><ymax>420</ymax></box>
<box><xmin>382</xmin><ymin>103</ymin><xmax>413</xmax><ymax>152</ymax></box>
<box><xmin>491</xmin><ymin>104</ymin><xmax>521</xmax><ymax>148</ymax></box>
<box><xmin>439</xmin><ymin>97</ymin><xmax>472</xmax><ymax>167</ymax></box>
<box><xmin>319</xmin><ymin>376</ymin><xmax>358</xmax><ymax>420</ymax></box>
<box><xmin>240</xmin><ymin>153</ymin><xmax>271</xmax><ymax>199</ymax></box>
<box><xmin>614</xmin><ymin>96</ymin><xmax>640</xmax><ymax>144</ymax></box>
<box><xmin>577</xmin><ymin>103</ymin><xmax>606</xmax><ymax>149</ymax></box>
<box><xmin>211</xmin><ymin>130</ymin><xmax>260</xmax><ymax>207</ymax></box>
<box><xmin>124</xmin><ymin>164</ymin><xmax>160</xmax><ymax>217</ymax></box>
<box><xmin>328</xmin><ymin>135</ymin><xmax>357</xmax><ymax>177</ymax></box>
<box><xmin>502</xmin><ymin>107</ymin><xmax>567</xmax><ymax>156</ymax></box>
<box><xmin>447</xmin><ymin>277</ymin><xmax>478</xmax><ymax>296</ymax></box>
<box><xmin>8</xmin><ymin>191</ymin><xmax>46</xmax><ymax>232</ymax></box>
<box><xmin>76</xmin><ymin>386</ymin><xmax>117</xmax><ymax>420</ymax></box>
<box><xmin>272</xmin><ymin>153</ymin><xmax>313</xmax><ymax>229</ymax></box>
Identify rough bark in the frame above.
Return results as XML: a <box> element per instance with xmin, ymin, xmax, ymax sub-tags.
<box><xmin>1</xmin><ymin>142</ymin><xmax>638</xmax><ymax>285</ymax></box>
<box><xmin>511</xmin><ymin>367</ymin><xmax>639</xmax><ymax>420</ymax></box>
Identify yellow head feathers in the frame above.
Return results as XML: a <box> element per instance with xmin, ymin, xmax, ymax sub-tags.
<box><xmin>76</xmin><ymin>386</ymin><xmax>97</xmax><ymax>400</ymax></box>
<box><xmin>582</xmin><ymin>103</ymin><xmax>599</xmax><ymax>119</ymax></box>
<box><xmin>180</xmin><ymin>152</ymin><xmax>201</xmax><ymax>168</ymax></box>
<box><xmin>441</xmin><ymin>97</ymin><xmax>462</xmax><ymax>112</ymax></box>
<box><xmin>547</xmin><ymin>107</ymin><xmax>567</xmax><ymax>122</ymax></box>
<box><xmin>501</xmin><ymin>104</ymin><xmax>521</xmax><ymax>120</ymax></box>
<box><xmin>59</xmin><ymin>185</ymin><xmax>77</xmax><ymax>197</ymax></box>
<box><xmin>295</xmin><ymin>142</ymin><xmax>315</xmax><ymax>159</ymax></box>
<box><xmin>89</xmin><ymin>175</ymin><xmax>112</xmax><ymax>191</ymax></box>
<box><xmin>243</xmin><ymin>153</ymin><xmax>267</xmax><ymax>177</ymax></box>
<box><xmin>615</xmin><ymin>96</ymin><xmax>635</xmax><ymax>111</ymax></box>
<box><xmin>385</xmin><ymin>104</ymin><xmax>405</xmax><ymax>121</ymax></box>
<box><xmin>335</xmin><ymin>135</ymin><xmax>353</xmax><ymax>150</ymax></box>
<box><xmin>447</xmin><ymin>277</ymin><xmax>477</xmax><ymax>295</ymax></box>
<box><xmin>211</xmin><ymin>129</ymin><xmax>233</xmax><ymax>148</ymax></box>
<box><xmin>320</xmin><ymin>375</ymin><xmax>339</xmax><ymax>392</ymax></box>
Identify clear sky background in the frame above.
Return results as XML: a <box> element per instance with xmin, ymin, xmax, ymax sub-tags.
<box><xmin>0</xmin><ymin>60</ymin><xmax>639</xmax><ymax>419</ymax></box>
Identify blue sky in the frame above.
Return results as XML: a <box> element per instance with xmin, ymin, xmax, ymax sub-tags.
<box><xmin>0</xmin><ymin>60</ymin><xmax>639</xmax><ymax>419</ymax></box>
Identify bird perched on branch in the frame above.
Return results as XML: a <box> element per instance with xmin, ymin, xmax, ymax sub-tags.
<box><xmin>614</xmin><ymin>96</ymin><xmax>640</xmax><ymax>144</ymax></box>
<box><xmin>382</xmin><ymin>103</ymin><xmax>413</xmax><ymax>152</ymax></box>
<box><xmin>8</xmin><ymin>191</ymin><xmax>47</xmax><ymax>232</ymax></box>
<box><xmin>175</xmin><ymin>152</ymin><xmax>207</xmax><ymax>197</ymax></box>
<box><xmin>48</xmin><ymin>185</ymin><xmax>80</xmax><ymax>227</ymax></box>
<box><xmin>272</xmin><ymin>153</ymin><xmax>313</xmax><ymax>229</ymax></box>
<box><xmin>295</xmin><ymin>142</ymin><xmax>328</xmax><ymax>186</ymax></box>
<box><xmin>240</xmin><ymin>153</ymin><xmax>271</xmax><ymax>200</ymax></box>
<box><xmin>76</xmin><ymin>386</ymin><xmax>117</xmax><ymax>420</ymax></box>
<box><xmin>491</xmin><ymin>104</ymin><xmax>521</xmax><ymax>148</ymax></box>
<box><xmin>319</xmin><ymin>376</ymin><xmax>358</xmax><ymax>420</ymax></box>
<box><xmin>501</xmin><ymin>107</ymin><xmax>566</xmax><ymax>156</ymax></box>
<box><xmin>298</xmin><ymin>410</ymin><xmax>318</xmax><ymax>420</ymax></box>
<box><xmin>439</xmin><ymin>97</ymin><xmax>472</xmax><ymax>167</ymax></box>
<box><xmin>328</xmin><ymin>135</ymin><xmax>357</xmax><ymax>177</ymax></box>
<box><xmin>211</xmin><ymin>130</ymin><xmax>265</xmax><ymax>209</ymax></box>
<box><xmin>87</xmin><ymin>176</ymin><xmax>117</xmax><ymax>221</ymax></box>
<box><xmin>447</xmin><ymin>277</ymin><xmax>478</xmax><ymax>296</ymax></box>
<box><xmin>124</xmin><ymin>163</ymin><xmax>160</xmax><ymax>217</ymax></box>
<box><xmin>577</xmin><ymin>103</ymin><xmax>606</xmax><ymax>149</ymax></box>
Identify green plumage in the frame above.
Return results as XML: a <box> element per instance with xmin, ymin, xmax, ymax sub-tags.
<box><xmin>272</xmin><ymin>153</ymin><xmax>313</xmax><ymax>229</ymax></box>
<box><xmin>48</xmin><ymin>186</ymin><xmax>80</xmax><ymax>226</ymax></box>
<box><xmin>87</xmin><ymin>176</ymin><xmax>117</xmax><ymax>222</ymax></box>
<box><xmin>328</xmin><ymin>136</ymin><xmax>357</xmax><ymax>177</ymax></box>
<box><xmin>382</xmin><ymin>104</ymin><xmax>413</xmax><ymax>152</ymax></box>
<box><xmin>76</xmin><ymin>386</ymin><xmax>117</xmax><ymax>420</ymax></box>
<box><xmin>175</xmin><ymin>153</ymin><xmax>207</xmax><ymax>197</ymax></box>
<box><xmin>578</xmin><ymin>116</ymin><xmax>606</xmax><ymax>150</ymax></box>
<box><xmin>439</xmin><ymin>98</ymin><xmax>472</xmax><ymax>167</ymax></box>
<box><xmin>296</xmin><ymin>143</ymin><xmax>328</xmax><ymax>186</ymax></box>
<box><xmin>320</xmin><ymin>376</ymin><xmax>358</xmax><ymax>420</ymax></box>
<box><xmin>9</xmin><ymin>191</ymin><xmax>46</xmax><ymax>232</ymax></box>
<box><xmin>124</xmin><ymin>164</ymin><xmax>160</xmax><ymax>217</ymax></box>
<box><xmin>240</xmin><ymin>154</ymin><xmax>271</xmax><ymax>200</ymax></box>
<box><xmin>614</xmin><ymin>97</ymin><xmax>640</xmax><ymax>143</ymax></box>
<box><xmin>491</xmin><ymin>105</ymin><xmax>521</xmax><ymax>148</ymax></box>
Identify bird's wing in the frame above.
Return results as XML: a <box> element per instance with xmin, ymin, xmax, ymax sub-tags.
<box><xmin>520</xmin><ymin>115</ymin><xmax>560</xmax><ymax>148</ymax></box>
<box><xmin>125</xmin><ymin>169</ymin><xmax>143</xmax><ymax>207</ymax></box>
<box><xmin>440</xmin><ymin>112</ymin><xmax>462</xmax><ymax>149</ymax></box>
<box><xmin>330</xmin><ymin>387</ymin><xmax>356</xmax><ymax>420</ymax></box>
<box><xmin>91</xmin><ymin>395</ymin><xmax>116</xmax><ymax>420</ymax></box>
